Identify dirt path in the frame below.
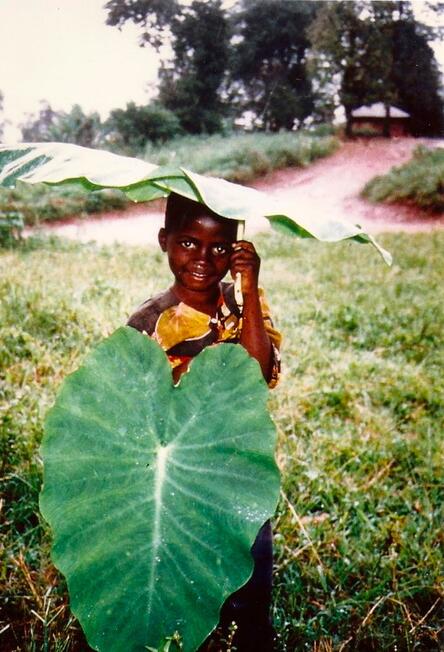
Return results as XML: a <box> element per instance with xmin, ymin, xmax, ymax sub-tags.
<box><xmin>252</xmin><ymin>137</ymin><xmax>444</xmax><ymax>234</ymax></box>
<box><xmin>36</xmin><ymin>138</ymin><xmax>444</xmax><ymax>246</ymax></box>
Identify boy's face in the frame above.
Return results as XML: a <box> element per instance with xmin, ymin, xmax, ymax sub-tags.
<box><xmin>158</xmin><ymin>213</ymin><xmax>237</xmax><ymax>297</ymax></box>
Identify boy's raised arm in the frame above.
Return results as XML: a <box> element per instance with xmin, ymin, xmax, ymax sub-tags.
<box><xmin>230</xmin><ymin>241</ymin><xmax>274</xmax><ymax>383</ymax></box>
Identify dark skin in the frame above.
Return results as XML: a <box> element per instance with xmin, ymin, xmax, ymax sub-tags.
<box><xmin>158</xmin><ymin>213</ymin><xmax>273</xmax><ymax>383</ymax></box>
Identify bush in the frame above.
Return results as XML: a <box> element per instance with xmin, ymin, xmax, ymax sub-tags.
<box><xmin>362</xmin><ymin>145</ymin><xmax>444</xmax><ymax>212</ymax></box>
<box><xmin>143</xmin><ymin>131</ymin><xmax>339</xmax><ymax>182</ymax></box>
<box><xmin>0</xmin><ymin>184</ymin><xmax>128</xmax><ymax>226</ymax></box>
<box><xmin>0</xmin><ymin>210</ymin><xmax>24</xmax><ymax>247</ymax></box>
<box><xmin>105</xmin><ymin>102</ymin><xmax>183</xmax><ymax>151</ymax></box>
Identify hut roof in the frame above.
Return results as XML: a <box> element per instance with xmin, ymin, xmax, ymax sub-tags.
<box><xmin>352</xmin><ymin>102</ymin><xmax>410</xmax><ymax>119</ymax></box>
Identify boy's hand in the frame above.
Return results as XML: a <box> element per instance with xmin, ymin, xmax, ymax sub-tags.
<box><xmin>230</xmin><ymin>240</ymin><xmax>260</xmax><ymax>296</ymax></box>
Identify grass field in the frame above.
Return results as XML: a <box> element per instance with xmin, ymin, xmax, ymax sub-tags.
<box><xmin>0</xmin><ymin>130</ymin><xmax>338</xmax><ymax>227</ymax></box>
<box><xmin>1</xmin><ymin>230</ymin><xmax>443</xmax><ymax>651</ymax></box>
<box><xmin>362</xmin><ymin>145</ymin><xmax>444</xmax><ymax>212</ymax></box>
<box><xmin>142</xmin><ymin>130</ymin><xmax>338</xmax><ymax>183</ymax></box>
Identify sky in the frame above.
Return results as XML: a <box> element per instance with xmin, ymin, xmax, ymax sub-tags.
<box><xmin>0</xmin><ymin>0</ymin><xmax>162</xmax><ymax>141</ymax></box>
<box><xmin>0</xmin><ymin>0</ymin><xmax>443</xmax><ymax>142</ymax></box>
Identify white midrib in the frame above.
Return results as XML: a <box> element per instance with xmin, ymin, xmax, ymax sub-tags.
<box><xmin>146</xmin><ymin>443</ymin><xmax>172</xmax><ymax>621</ymax></box>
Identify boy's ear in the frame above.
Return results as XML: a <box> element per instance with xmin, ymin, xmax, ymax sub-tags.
<box><xmin>158</xmin><ymin>228</ymin><xmax>167</xmax><ymax>252</ymax></box>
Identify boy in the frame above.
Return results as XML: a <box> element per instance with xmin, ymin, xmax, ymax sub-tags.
<box><xmin>127</xmin><ymin>192</ymin><xmax>281</xmax><ymax>651</ymax></box>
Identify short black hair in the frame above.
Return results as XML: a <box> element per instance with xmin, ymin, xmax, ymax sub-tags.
<box><xmin>165</xmin><ymin>192</ymin><xmax>237</xmax><ymax>236</ymax></box>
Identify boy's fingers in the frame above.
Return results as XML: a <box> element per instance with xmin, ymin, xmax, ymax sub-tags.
<box><xmin>231</xmin><ymin>254</ymin><xmax>258</xmax><ymax>265</ymax></box>
<box><xmin>231</xmin><ymin>253</ymin><xmax>258</xmax><ymax>265</ymax></box>
<box><xmin>231</xmin><ymin>246</ymin><xmax>259</xmax><ymax>259</ymax></box>
<box><xmin>232</xmin><ymin>240</ymin><xmax>256</xmax><ymax>252</ymax></box>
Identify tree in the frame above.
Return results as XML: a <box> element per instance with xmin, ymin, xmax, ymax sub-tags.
<box><xmin>105</xmin><ymin>101</ymin><xmax>182</xmax><ymax>149</ymax></box>
<box><xmin>158</xmin><ymin>1</ymin><xmax>229</xmax><ymax>133</ymax></box>
<box><xmin>309</xmin><ymin>1</ymin><xmax>444</xmax><ymax>136</ymax></box>
<box><xmin>309</xmin><ymin>1</ymin><xmax>380</xmax><ymax>136</ymax></box>
<box><xmin>105</xmin><ymin>0</ymin><xmax>230</xmax><ymax>134</ymax></box>
<box><xmin>21</xmin><ymin>102</ymin><xmax>57</xmax><ymax>141</ymax></box>
<box><xmin>21</xmin><ymin>103</ymin><xmax>103</xmax><ymax>146</ymax></box>
<box><xmin>391</xmin><ymin>19</ymin><xmax>444</xmax><ymax>136</ymax></box>
<box><xmin>105</xmin><ymin>0</ymin><xmax>178</xmax><ymax>49</ymax></box>
<box><xmin>230</xmin><ymin>0</ymin><xmax>318</xmax><ymax>131</ymax></box>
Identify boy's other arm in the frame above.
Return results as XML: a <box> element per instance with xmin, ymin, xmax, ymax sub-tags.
<box><xmin>230</xmin><ymin>242</ymin><xmax>273</xmax><ymax>383</ymax></box>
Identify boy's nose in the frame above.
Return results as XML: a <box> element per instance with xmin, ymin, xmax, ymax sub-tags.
<box><xmin>195</xmin><ymin>245</ymin><xmax>212</xmax><ymax>262</ymax></box>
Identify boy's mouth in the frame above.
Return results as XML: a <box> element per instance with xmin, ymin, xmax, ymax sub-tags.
<box><xmin>188</xmin><ymin>266</ymin><xmax>213</xmax><ymax>280</ymax></box>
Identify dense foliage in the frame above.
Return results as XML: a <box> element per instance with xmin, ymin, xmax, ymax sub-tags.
<box><xmin>103</xmin><ymin>0</ymin><xmax>444</xmax><ymax>138</ymax></box>
<box><xmin>309</xmin><ymin>1</ymin><xmax>444</xmax><ymax>137</ymax></box>
<box><xmin>0</xmin><ymin>182</ymin><xmax>128</xmax><ymax>226</ymax></box>
<box><xmin>106</xmin><ymin>102</ymin><xmax>183</xmax><ymax>149</ymax></box>
<box><xmin>362</xmin><ymin>145</ymin><xmax>444</xmax><ymax>211</ymax></box>
<box><xmin>158</xmin><ymin>0</ymin><xmax>230</xmax><ymax>134</ymax></box>
<box><xmin>10</xmin><ymin>1</ymin><xmax>443</xmax><ymax>145</ymax></box>
<box><xmin>1</xmin><ymin>231</ymin><xmax>443</xmax><ymax>650</ymax></box>
<box><xmin>21</xmin><ymin>103</ymin><xmax>103</xmax><ymax>148</ymax></box>
<box><xmin>229</xmin><ymin>0</ymin><xmax>317</xmax><ymax>131</ymax></box>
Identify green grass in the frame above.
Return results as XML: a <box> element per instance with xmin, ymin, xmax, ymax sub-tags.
<box><xmin>142</xmin><ymin>130</ymin><xmax>339</xmax><ymax>183</ymax></box>
<box><xmin>362</xmin><ymin>145</ymin><xmax>444</xmax><ymax>212</ymax></box>
<box><xmin>0</xmin><ymin>130</ymin><xmax>339</xmax><ymax>227</ymax></box>
<box><xmin>0</xmin><ymin>183</ymin><xmax>128</xmax><ymax>227</ymax></box>
<box><xmin>1</xmin><ymin>232</ymin><xmax>443</xmax><ymax>651</ymax></box>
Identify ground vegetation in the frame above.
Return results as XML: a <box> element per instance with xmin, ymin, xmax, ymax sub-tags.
<box><xmin>362</xmin><ymin>145</ymin><xmax>444</xmax><ymax>211</ymax></box>
<box><xmin>1</xmin><ymin>231</ymin><xmax>443</xmax><ymax>650</ymax></box>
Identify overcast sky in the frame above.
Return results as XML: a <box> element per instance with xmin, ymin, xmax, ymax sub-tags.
<box><xmin>0</xmin><ymin>0</ymin><xmax>443</xmax><ymax>142</ymax></box>
<box><xmin>0</xmin><ymin>0</ymin><xmax>161</xmax><ymax>140</ymax></box>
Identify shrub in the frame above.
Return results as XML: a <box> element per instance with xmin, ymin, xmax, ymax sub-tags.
<box><xmin>105</xmin><ymin>102</ymin><xmax>183</xmax><ymax>150</ymax></box>
<box><xmin>0</xmin><ymin>185</ymin><xmax>128</xmax><ymax>226</ymax></box>
<box><xmin>143</xmin><ymin>131</ymin><xmax>339</xmax><ymax>182</ymax></box>
<box><xmin>0</xmin><ymin>210</ymin><xmax>24</xmax><ymax>247</ymax></box>
<box><xmin>362</xmin><ymin>145</ymin><xmax>444</xmax><ymax>212</ymax></box>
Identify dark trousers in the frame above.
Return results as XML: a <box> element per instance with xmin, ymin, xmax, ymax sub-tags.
<box><xmin>199</xmin><ymin>521</ymin><xmax>275</xmax><ymax>652</ymax></box>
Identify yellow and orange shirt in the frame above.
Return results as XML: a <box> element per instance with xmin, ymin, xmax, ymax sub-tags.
<box><xmin>127</xmin><ymin>281</ymin><xmax>281</xmax><ymax>387</ymax></box>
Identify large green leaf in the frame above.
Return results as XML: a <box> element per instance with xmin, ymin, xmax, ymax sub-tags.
<box><xmin>39</xmin><ymin>327</ymin><xmax>280</xmax><ymax>652</ymax></box>
<box><xmin>0</xmin><ymin>142</ymin><xmax>392</xmax><ymax>264</ymax></box>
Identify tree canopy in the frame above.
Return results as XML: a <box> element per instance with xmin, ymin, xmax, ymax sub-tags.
<box><xmin>103</xmin><ymin>0</ymin><xmax>444</xmax><ymax>138</ymax></box>
<box><xmin>106</xmin><ymin>0</ymin><xmax>230</xmax><ymax>134</ymax></box>
<box><xmin>229</xmin><ymin>0</ymin><xmax>317</xmax><ymax>131</ymax></box>
<box><xmin>158</xmin><ymin>0</ymin><xmax>230</xmax><ymax>134</ymax></box>
<box><xmin>14</xmin><ymin>1</ymin><xmax>444</xmax><ymax>147</ymax></box>
<box><xmin>309</xmin><ymin>1</ymin><xmax>444</xmax><ymax>136</ymax></box>
<box><xmin>106</xmin><ymin>101</ymin><xmax>182</xmax><ymax>148</ymax></box>
<box><xmin>21</xmin><ymin>103</ymin><xmax>103</xmax><ymax>147</ymax></box>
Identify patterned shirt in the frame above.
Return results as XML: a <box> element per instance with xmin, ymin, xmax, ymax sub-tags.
<box><xmin>127</xmin><ymin>281</ymin><xmax>281</xmax><ymax>387</ymax></box>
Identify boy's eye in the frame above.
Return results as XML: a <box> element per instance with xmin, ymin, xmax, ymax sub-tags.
<box><xmin>180</xmin><ymin>240</ymin><xmax>195</xmax><ymax>249</ymax></box>
<box><xmin>212</xmin><ymin>244</ymin><xmax>228</xmax><ymax>255</ymax></box>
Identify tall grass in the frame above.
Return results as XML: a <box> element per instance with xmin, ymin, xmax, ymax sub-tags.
<box><xmin>0</xmin><ymin>184</ymin><xmax>128</xmax><ymax>227</ymax></box>
<box><xmin>143</xmin><ymin>130</ymin><xmax>339</xmax><ymax>183</ymax></box>
<box><xmin>0</xmin><ymin>130</ymin><xmax>339</xmax><ymax>227</ymax></box>
<box><xmin>362</xmin><ymin>145</ymin><xmax>444</xmax><ymax>212</ymax></box>
<box><xmin>1</xmin><ymin>231</ymin><xmax>443</xmax><ymax>651</ymax></box>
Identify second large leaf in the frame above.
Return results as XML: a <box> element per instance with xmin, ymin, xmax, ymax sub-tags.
<box><xmin>39</xmin><ymin>327</ymin><xmax>280</xmax><ymax>652</ymax></box>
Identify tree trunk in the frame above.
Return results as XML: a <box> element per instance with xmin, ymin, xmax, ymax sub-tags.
<box><xmin>383</xmin><ymin>103</ymin><xmax>391</xmax><ymax>138</ymax></box>
<box><xmin>345</xmin><ymin>106</ymin><xmax>353</xmax><ymax>138</ymax></box>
